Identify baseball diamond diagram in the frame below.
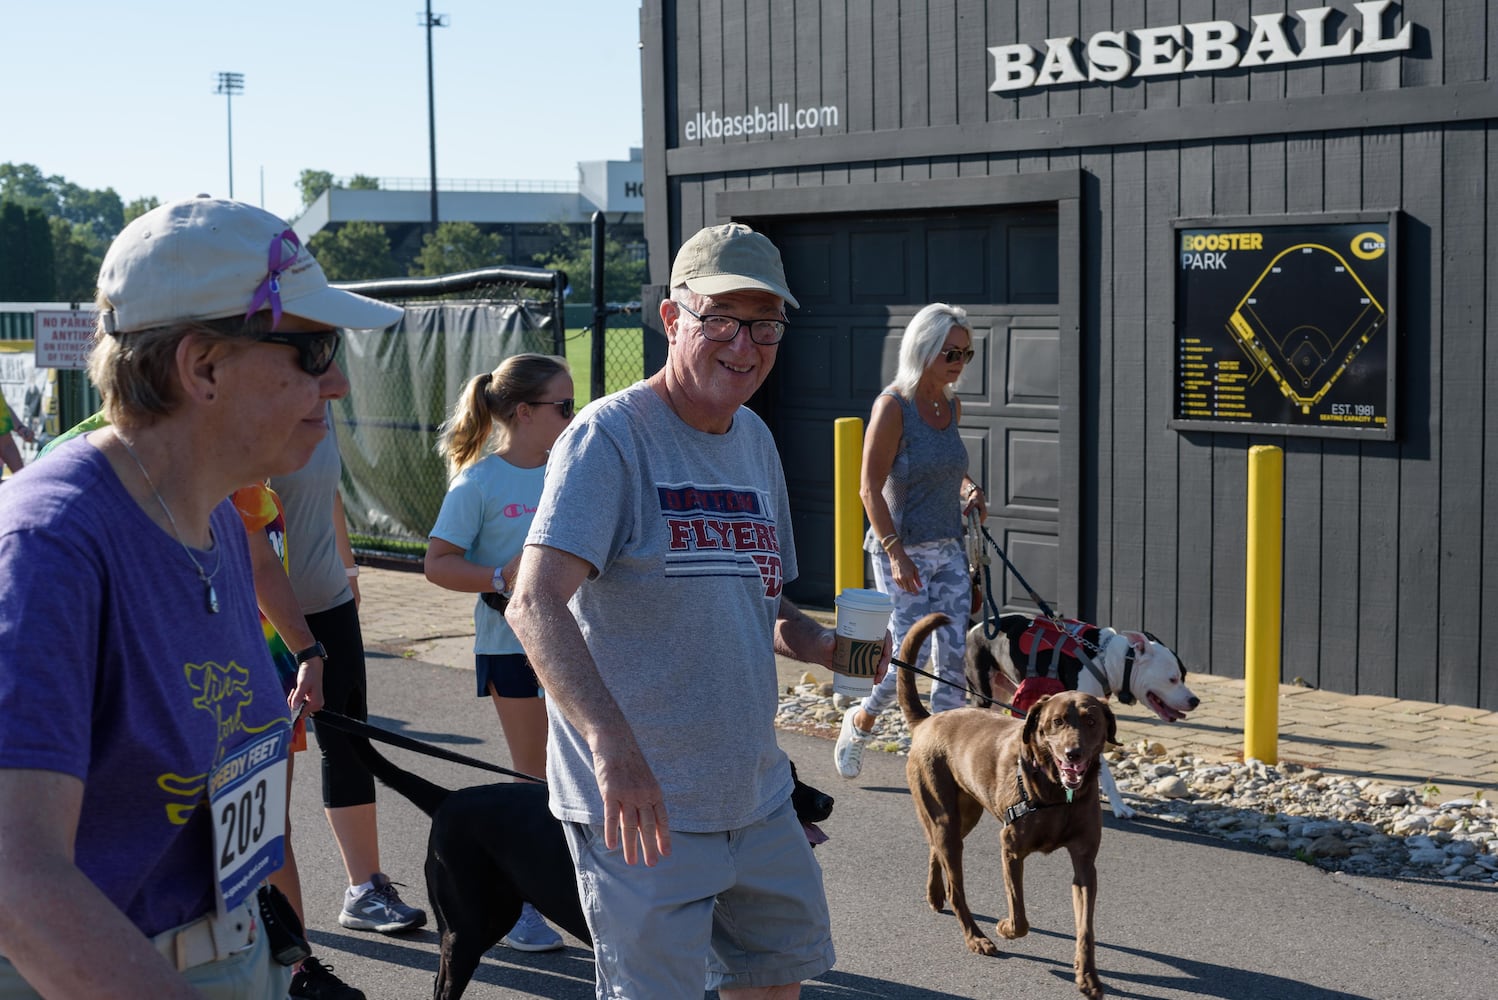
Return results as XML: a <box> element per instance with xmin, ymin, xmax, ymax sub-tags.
<box><xmin>1172</xmin><ymin>217</ymin><xmax>1395</xmax><ymax>440</ymax></box>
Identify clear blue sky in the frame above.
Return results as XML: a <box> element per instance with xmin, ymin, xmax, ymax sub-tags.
<box><xmin>1</xmin><ymin>1</ymin><xmax>644</xmax><ymax>222</ymax></box>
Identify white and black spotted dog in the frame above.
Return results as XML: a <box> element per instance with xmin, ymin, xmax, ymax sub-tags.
<box><xmin>965</xmin><ymin>614</ymin><xmax>1199</xmax><ymax>819</ymax></box>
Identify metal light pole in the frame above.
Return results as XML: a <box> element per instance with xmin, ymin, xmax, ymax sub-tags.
<box><xmin>214</xmin><ymin>72</ymin><xmax>244</xmax><ymax>198</ymax></box>
<box><xmin>418</xmin><ymin>4</ymin><xmax>448</xmax><ymax>229</ymax></box>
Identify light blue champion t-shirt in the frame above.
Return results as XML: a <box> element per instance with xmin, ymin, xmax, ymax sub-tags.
<box><xmin>429</xmin><ymin>453</ymin><xmax>547</xmax><ymax>656</ymax></box>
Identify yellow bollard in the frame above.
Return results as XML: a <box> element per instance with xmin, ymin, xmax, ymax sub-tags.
<box><xmin>1243</xmin><ymin>444</ymin><xmax>1283</xmax><ymax>764</ymax></box>
<box><xmin>833</xmin><ymin>417</ymin><xmax>865</xmax><ymax>594</ymax></box>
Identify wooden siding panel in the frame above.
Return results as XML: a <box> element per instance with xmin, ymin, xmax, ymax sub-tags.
<box><xmin>1043</xmin><ymin>0</ymin><xmax>1079</xmax><ymax>121</ymax></box>
<box><xmin>1444</xmin><ymin>0</ymin><xmax>1486</xmax><ymax>83</ymax></box>
<box><xmin>1081</xmin><ymin>153</ymin><xmax>1113</xmax><ymax>621</ymax></box>
<box><xmin>1356</xmin><ymin>131</ymin><xmax>1402</xmax><ymax>698</ymax></box>
<box><xmin>1396</xmin><ymin>127</ymin><xmax>1442</xmax><ymax>702</ymax></box>
<box><xmin>873</xmin><ymin>0</ymin><xmax>902</xmax><ymax>130</ymax></box>
<box><xmin>927</xmin><ymin>0</ymin><xmax>960</xmax><ymax>127</ymax></box>
<box><xmin>1437</xmin><ymin>124</ymin><xmax>1485</xmax><ymax>706</ymax></box>
<box><xmin>1143</xmin><ymin>144</ymin><xmax>1181</xmax><ymax>640</ymax></box>
<box><xmin>1177</xmin><ymin>0</ymin><xmax>1216</xmax><ymax>109</ymax></box>
<box><xmin>1108</xmin><ymin>148</ymin><xmax>1146</xmax><ymax>627</ymax></box>
<box><xmin>955</xmin><ymin>0</ymin><xmax>989</xmax><ymax>125</ymax></box>
<box><xmin>902</xmin><ymin>0</ymin><xmax>933</xmax><ymax>128</ymax></box>
<box><xmin>846</xmin><ymin>2</ymin><xmax>875</xmax><ymax>135</ymax></box>
<box><xmin>1402</xmin><ymin>0</ymin><xmax>1443</xmax><ymax>87</ymax></box>
<box><xmin>1485</xmin><ymin>126</ymin><xmax>1498</xmax><ymax>711</ymax></box>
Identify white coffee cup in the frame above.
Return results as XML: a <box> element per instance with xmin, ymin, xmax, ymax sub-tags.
<box><xmin>832</xmin><ymin>588</ymin><xmax>893</xmax><ymax>698</ymax></box>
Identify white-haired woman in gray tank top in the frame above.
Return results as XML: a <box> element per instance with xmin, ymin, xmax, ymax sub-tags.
<box><xmin>835</xmin><ymin>302</ymin><xmax>988</xmax><ymax>778</ymax></box>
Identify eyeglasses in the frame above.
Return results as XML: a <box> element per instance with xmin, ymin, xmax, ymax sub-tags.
<box><xmin>257</xmin><ymin>329</ymin><xmax>341</xmax><ymax>376</ymax></box>
<box><xmin>941</xmin><ymin>347</ymin><xmax>976</xmax><ymax>365</ymax></box>
<box><xmin>530</xmin><ymin>398</ymin><xmax>575</xmax><ymax>418</ymax></box>
<box><xmin>675</xmin><ymin>302</ymin><xmax>787</xmax><ymax>346</ymax></box>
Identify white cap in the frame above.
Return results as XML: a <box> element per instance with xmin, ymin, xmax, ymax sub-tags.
<box><xmin>98</xmin><ymin>196</ymin><xmax>403</xmax><ymax>334</ymax></box>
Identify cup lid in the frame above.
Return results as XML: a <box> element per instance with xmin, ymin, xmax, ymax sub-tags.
<box><xmin>835</xmin><ymin>588</ymin><xmax>894</xmax><ymax>613</ymax></box>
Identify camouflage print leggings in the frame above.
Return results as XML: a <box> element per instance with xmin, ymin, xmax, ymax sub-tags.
<box><xmin>862</xmin><ymin>536</ymin><xmax>970</xmax><ymax>716</ymax></box>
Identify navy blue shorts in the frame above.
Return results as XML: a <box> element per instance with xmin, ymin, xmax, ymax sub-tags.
<box><xmin>476</xmin><ymin>653</ymin><xmax>542</xmax><ymax>699</ymax></box>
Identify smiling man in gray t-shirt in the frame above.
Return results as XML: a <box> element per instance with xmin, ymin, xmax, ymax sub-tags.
<box><xmin>510</xmin><ymin>223</ymin><xmax>887</xmax><ymax>999</ymax></box>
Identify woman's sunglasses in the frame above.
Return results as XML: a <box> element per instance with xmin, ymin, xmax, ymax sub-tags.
<box><xmin>942</xmin><ymin>347</ymin><xmax>976</xmax><ymax>365</ymax></box>
<box><xmin>530</xmin><ymin>397</ymin><xmax>576</xmax><ymax>418</ymax></box>
<box><xmin>257</xmin><ymin>329</ymin><xmax>342</xmax><ymax>376</ymax></box>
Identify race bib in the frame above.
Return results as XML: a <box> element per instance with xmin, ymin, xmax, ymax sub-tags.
<box><xmin>209</xmin><ymin>726</ymin><xmax>290</xmax><ymax>913</ymax></box>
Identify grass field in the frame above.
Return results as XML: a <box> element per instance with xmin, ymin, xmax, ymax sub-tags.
<box><xmin>564</xmin><ymin>326</ymin><xmax>644</xmax><ymax>404</ymax></box>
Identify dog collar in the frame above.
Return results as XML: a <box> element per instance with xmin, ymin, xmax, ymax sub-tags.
<box><xmin>1000</xmin><ymin>758</ymin><xmax>1070</xmax><ymax>828</ymax></box>
<box><xmin>1117</xmin><ymin>648</ymin><xmax>1138</xmax><ymax>705</ymax></box>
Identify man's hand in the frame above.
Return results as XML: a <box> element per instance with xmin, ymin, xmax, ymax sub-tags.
<box><xmin>593</xmin><ymin>740</ymin><xmax>671</xmax><ymax>866</ymax></box>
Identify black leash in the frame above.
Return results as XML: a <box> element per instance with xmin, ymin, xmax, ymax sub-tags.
<box><xmin>312</xmin><ymin>709</ymin><xmax>545</xmax><ymax>783</ymax></box>
<box><xmin>975</xmin><ymin>522</ymin><xmax>1063</xmax><ymax>636</ymax></box>
<box><xmin>889</xmin><ymin>654</ymin><xmax>1019</xmax><ymax>716</ymax></box>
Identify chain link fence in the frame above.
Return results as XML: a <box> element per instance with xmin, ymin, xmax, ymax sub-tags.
<box><xmin>333</xmin><ymin>268</ymin><xmax>566</xmax><ymax>560</ymax></box>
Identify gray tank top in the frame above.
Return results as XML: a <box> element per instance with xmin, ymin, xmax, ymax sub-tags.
<box><xmin>871</xmin><ymin>390</ymin><xmax>968</xmax><ymax>548</ymax></box>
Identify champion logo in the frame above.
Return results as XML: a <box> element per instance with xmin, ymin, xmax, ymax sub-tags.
<box><xmin>503</xmin><ymin>503</ymin><xmax>538</xmax><ymax>518</ymax></box>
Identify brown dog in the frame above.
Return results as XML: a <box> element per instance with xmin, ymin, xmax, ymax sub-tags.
<box><xmin>899</xmin><ymin>612</ymin><xmax>1116</xmax><ymax>999</ymax></box>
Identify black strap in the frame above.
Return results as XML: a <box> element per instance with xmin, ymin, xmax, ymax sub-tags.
<box><xmin>999</xmin><ymin>758</ymin><xmax>1065</xmax><ymax>827</ymax></box>
<box><xmin>311</xmin><ymin>710</ymin><xmax>544</xmax><ymax>783</ymax></box>
<box><xmin>891</xmin><ymin>655</ymin><xmax>1016</xmax><ymax>715</ymax></box>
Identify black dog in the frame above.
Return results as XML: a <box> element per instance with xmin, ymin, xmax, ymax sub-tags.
<box><xmin>353</xmin><ymin>738</ymin><xmax>834</xmax><ymax>1000</ymax></box>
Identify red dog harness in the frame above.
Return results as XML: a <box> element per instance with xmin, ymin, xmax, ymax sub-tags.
<box><xmin>1005</xmin><ymin>617</ymin><xmax>1138</xmax><ymax>717</ymax></box>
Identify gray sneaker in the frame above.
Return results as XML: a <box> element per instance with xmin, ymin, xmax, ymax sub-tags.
<box><xmin>337</xmin><ymin>873</ymin><xmax>427</xmax><ymax>934</ymax></box>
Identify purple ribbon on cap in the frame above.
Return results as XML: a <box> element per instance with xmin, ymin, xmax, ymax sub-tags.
<box><xmin>245</xmin><ymin>228</ymin><xmax>302</xmax><ymax>330</ymax></box>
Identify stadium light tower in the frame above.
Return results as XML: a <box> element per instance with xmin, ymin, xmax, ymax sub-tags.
<box><xmin>418</xmin><ymin>3</ymin><xmax>448</xmax><ymax>228</ymax></box>
<box><xmin>214</xmin><ymin>72</ymin><xmax>244</xmax><ymax>198</ymax></box>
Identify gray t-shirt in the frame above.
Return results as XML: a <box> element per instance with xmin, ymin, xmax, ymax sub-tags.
<box><xmin>269</xmin><ymin>414</ymin><xmax>353</xmax><ymax>615</ymax></box>
<box><xmin>526</xmin><ymin>382</ymin><xmax>797</xmax><ymax>832</ymax></box>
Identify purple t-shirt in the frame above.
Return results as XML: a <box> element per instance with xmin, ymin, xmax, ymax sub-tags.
<box><xmin>0</xmin><ymin>438</ymin><xmax>288</xmax><ymax>936</ymax></box>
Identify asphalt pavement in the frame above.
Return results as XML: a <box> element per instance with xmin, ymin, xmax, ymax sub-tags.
<box><xmin>277</xmin><ymin>567</ymin><xmax>1498</xmax><ymax>999</ymax></box>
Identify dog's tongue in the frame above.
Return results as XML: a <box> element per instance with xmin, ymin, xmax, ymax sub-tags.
<box><xmin>802</xmin><ymin>822</ymin><xmax>829</xmax><ymax>846</ymax></box>
<box><xmin>1058</xmin><ymin>759</ymin><xmax>1090</xmax><ymax>790</ymax></box>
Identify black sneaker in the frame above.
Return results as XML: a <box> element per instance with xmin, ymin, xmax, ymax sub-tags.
<box><xmin>289</xmin><ymin>955</ymin><xmax>365</xmax><ymax>1000</ymax></box>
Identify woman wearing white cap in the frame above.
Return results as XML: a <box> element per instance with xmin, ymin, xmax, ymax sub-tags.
<box><xmin>0</xmin><ymin>197</ymin><xmax>401</xmax><ymax>998</ymax></box>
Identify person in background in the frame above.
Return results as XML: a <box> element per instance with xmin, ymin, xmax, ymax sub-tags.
<box><xmin>833</xmin><ymin>302</ymin><xmax>988</xmax><ymax>780</ymax></box>
<box><xmin>424</xmin><ymin>352</ymin><xmax>575</xmax><ymax>952</ymax></box>
<box><xmin>508</xmin><ymin>223</ymin><xmax>886</xmax><ymax>998</ymax></box>
<box><xmin>0</xmin><ymin>196</ymin><xmax>401</xmax><ymax>998</ymax></box>
<box><xmin>0</xmin><ymin>396</ymin><xmax>35</xmax><ymax>480</ymax></box>
<box><xmin>270</xmin><ymin>412</ymin><xmax>428</xmax><ymax>936</ymax></box>
<box><xmin>234</xmin><ymin>483</ymin><xmax>364</xmax><ymax>999</ymax></box>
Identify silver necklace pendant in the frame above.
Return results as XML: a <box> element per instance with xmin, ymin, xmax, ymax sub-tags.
<box><xmin>207</xmin><ymin>582</ymin><xmax>220</xmax><ymax>615</ymax></box>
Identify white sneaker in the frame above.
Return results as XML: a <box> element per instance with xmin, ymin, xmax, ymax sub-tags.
<box><xmin>834</xmin><ymin>706</ymin><xmax>875</xmax><ymax>779</ymax></box>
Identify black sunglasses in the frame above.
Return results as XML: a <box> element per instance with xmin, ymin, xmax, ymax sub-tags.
<box><xmin>529</xmin><ymin>397</ymin><xmax>576</xmax><ymax>418</ymax></box>
<box><xmin>941</xmin><ymin>347</ymin><xmax>976</xmax><ymax>365</ymax></box>
<box><xmin>257</xmin><ymin>329</ymin><xmax>342</xmax><ymax>376</ymax></box>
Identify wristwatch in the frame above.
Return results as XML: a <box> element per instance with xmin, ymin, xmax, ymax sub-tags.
<box><xmin>292</xmin><ymin>642</ymin><xmax>328</xmax><ymax>665</ymax></box>
<box><xmin>492</xmin><ymin>566</ymin><xmax>513</xmax><ymax>599</ymax></box>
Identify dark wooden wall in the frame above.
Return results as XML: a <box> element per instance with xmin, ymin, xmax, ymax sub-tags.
<box><xmin>641</xmin><ymin>0</ymin><xmax>1498</xmax><ymax>710</ymax></box>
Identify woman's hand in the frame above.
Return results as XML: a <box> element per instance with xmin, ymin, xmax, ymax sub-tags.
<box><xmin>889</xmin><ymin>547</ymin><xmax>923</xmax><ymax>594</ymax></box>
<box><xmin>962</xmin><ymin>484</ymin><xmax>988</xmax><ymax>524</ymax></box>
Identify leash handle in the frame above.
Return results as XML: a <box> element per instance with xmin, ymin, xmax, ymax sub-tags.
<box><xmin>312</xmin><ymin>710</ymin><xmax>544</xmax><ymax>784</ymax></box>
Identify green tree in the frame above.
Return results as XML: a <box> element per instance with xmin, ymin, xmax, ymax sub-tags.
<box><xmin>48</xmin><ymin>217</ymin><xmax>102</xmax><ymax>302</ymax></box>
<box><xmin>298</xmin><ymin>169</ymin><xmax>334</xmax><ymax>207</ymax></box>
<box><xmin>0</xmin><ymin>163</ymin><xmax>56</xmax><ymax>214</ymax></box>
<box><xmin>531</xmin><ymin>223</ymin><xmax>647</xmax><ymax>303</ymax></box>
<box><xmin>347</xmin><ymin>174</ymin><xmax>381</xmax><ymax>190</ymax></box>
<box><xmin>0</xmin><ymin>201</ymin><xmax>57</xmax><ymax>300</ymax></box>
<box><xmin>411</xmin><ymin>221</ymin><xmax>505</xmax><ymax>276</ymax></box>
<box><xmin>124</xmin><ymin>196</ymin><xmax>160</xmax><ymax>225</ymax></box>
<box><xmin>309</xmin><ymin>221</ymin><xmax>395</xmax><ymax>281</ymax></box>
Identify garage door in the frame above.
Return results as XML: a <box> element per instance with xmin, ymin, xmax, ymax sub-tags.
<box><xmin>751</xmin><ymin>208</ymin><xmax>1065</xmax><ymax>609</ymax></box>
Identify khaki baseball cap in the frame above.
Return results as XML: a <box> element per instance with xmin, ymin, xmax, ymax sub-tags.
<box><xmin>98</xmin><ymin>196</ymin><xmax>404</xmax><ymax>335</ymax></box>
<box><xmin>669</xmin><ymin>222</ymin><xmax>798</xmax><ymax>309</ymax></box>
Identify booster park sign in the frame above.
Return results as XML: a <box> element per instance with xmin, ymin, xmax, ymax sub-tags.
<box><xmin>1170</xmin><ymin>213</ymin><xmax>1397</xmax><ymax>441</ymax></box>
<box><xmin>989</xmin><ymin>1</ymin><xmax>1414</xmax><ymax>93</ymax></box>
